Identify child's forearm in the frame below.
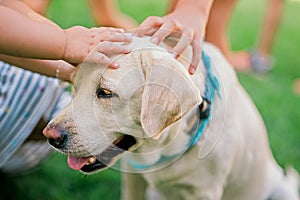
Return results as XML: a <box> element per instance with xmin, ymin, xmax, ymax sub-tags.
<box><xmin>0</xmin><ymin>6</ymin><xmax>66</xmax><ymax>60</ymax></box>
<box><xmin>0</xmin><ymin>0</ymin><xmax>132</xmax><ymax>66</ymax></box>
<box><xmin>0</xmin><ymin>0</ymin><xmax>57</xmax><ymax>26</ymax></box>
<box><xmin>175</xmin><ymin>0</ymin><xmax>213</xmax><ymax>24</ymax></box>
<box><xmin>0</xmin><ymin>54</ymin><xmax>75</xmax><ymax>82</ymax></box>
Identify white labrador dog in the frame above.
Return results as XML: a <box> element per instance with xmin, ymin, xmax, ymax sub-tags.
<box><xmin>43</xmin><ymin>36</ymin><xmax>299</xmax><ymax>200</ymax></box>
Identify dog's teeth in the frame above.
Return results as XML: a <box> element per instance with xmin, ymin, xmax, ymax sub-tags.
<box><xmin>87</xmin><ymin>157</ymin><xmax>96</xmax><ymax>165</ymax></box>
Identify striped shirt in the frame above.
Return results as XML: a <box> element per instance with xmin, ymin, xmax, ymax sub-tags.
<box><xmin>0</xmin><ymin>62</ymin><xmax>71</xmax><ymax>168</ymax></box>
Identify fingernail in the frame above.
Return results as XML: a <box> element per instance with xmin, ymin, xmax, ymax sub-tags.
<box><xmin>115</xmin><ymin>28</ymin><xmax>125</xmax><ymax>33</ymax></box>
<box><xmin>150</xmin><ymin>37</ymin><xmax>158</xmax><ymax>45</ymax></box>
<box><xmin>110</xmin><ymin>63</ymin><xmax>119</xmax><ymax>69</ymax></box>
<box><xmin>189</xmin><ymin>65</ymin><xmax>196</xmax><ymax>75</ymax></box>
<box><xmin>124</xmin><ymin>49</ymin><xmax>131</xmax><ymax>54</ymax></box>
<box><xmin>172</xmin><ymin>52</ymin><xmax>179</xmax><ymax>59</ymax></box>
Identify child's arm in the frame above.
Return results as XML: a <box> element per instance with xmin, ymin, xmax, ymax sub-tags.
<box><xmin>134</xmin><ymin>0</ymin><xmax>213</xmax><ymax>74</ymax></box>
<box><xmin>0</xmin><ymin>6</ymin><xmax>66</xmax><ymax>60</ymax></box>
<box><xmin>0</xmin><ymin>25</ymin><xmax>132</xmax><ymax>80</ymax></box>
<box><xmin>0</xmin><ymin>53</ymin><xmax>76</xmax><ymax>82</ymax></box>
<box><xmin>0</xmin><ymin>0</ymin><xmax>58</xmax><ymax>26</ymax></box>
<box><xmin>0</xmin><ymin>4</ymin><xmax>131</xmax><ymax>66</ymax></box>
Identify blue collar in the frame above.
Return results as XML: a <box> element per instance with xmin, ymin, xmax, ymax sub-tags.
<box><xmin>129</xmin><ymin>50</ymin><xmax>220</xmax><ymax>170</ymax></box>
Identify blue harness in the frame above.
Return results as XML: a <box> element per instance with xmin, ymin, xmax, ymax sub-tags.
<box><xmin>129</xmin><ymin>50</ymin><xmax>220</xmax><ymax>170</ymax></box>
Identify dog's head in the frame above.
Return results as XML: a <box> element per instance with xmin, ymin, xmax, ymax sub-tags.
<box><xmin>43</xmin><ymin>37</ymin><xmax>203</xmax><ymax>173</ymax></box>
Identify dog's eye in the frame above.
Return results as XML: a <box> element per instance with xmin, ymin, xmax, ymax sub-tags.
<box><xmin>96</xmin><ymin>88</ymin><xmax>115</xmax><ymax>98</ymax></box>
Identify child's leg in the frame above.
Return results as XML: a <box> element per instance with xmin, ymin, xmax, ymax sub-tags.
<box><xmin>205</xmin><ymin>0</ymin><xmax>236</xmax><ymax>58</ymax></box>
<box><xmin>205</xmin><ymin>0</ymin><xmax>252</xmax><ymax>70</ymax></box>
<box><xmin>256</xmin><ymin>0</ymin><xmax>283</xmax><ymax>55</ymax></box>
<box><xmin>22</xmin><ymin>0</ymin><xmax>51</xmax><ymax>16</ymax></box>
<box><xmin>294</xmin><ymin>78</ymin><xmax>300</xmax><ymax>95</ymax></box>
<box><xmin>88</xmin><ymin>0</ymin><xmax>137</xmax><ymax>30</ymax></box>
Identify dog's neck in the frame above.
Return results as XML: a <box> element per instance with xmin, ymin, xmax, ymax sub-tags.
<box><xmin>123</xmin><ymin>42</ymin><xmax>220</xmax><ymax>171</ymax></box>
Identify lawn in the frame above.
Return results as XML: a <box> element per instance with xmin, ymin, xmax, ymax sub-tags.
<box><xmin>1</xmin><ymin>0</ymin><xmax>299</xmax><ymax>199</ymax></box>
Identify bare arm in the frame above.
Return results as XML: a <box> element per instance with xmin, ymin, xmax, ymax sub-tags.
<box><xmin>0</xmin><ymin>0</ymin><xmax>132</xmax><ymax>67</ymax></box>
<box><xmin>0</xmin><ymin>54</ymin><xmax>75</xmax><ymax>82</ymax></box>
<box><xmin>0</xmin><ymin>5</ymin><xmax>66</xmax><ymax>60</ymax></box>
<box><xmin>0</xmin><ymin>0</ymin><xmax>58</xmax><ymax>25</ymax></box>
<box><xmin>134</xmin><ymin>0</ymin><xmax>214</xmax><ymax>74</ymax></box>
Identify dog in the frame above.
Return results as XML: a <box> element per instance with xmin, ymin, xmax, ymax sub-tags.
<box><xmin>43</xmin><ymin>36</ymin><xmax>299</xmax><ymax>200</ymax></box>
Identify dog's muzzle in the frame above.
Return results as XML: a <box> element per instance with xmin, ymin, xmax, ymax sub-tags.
<box><xmin>43</xmin><ymin>126</ymin><xmax>136</xmax><ymax>173</ymax></box>
<box><xmin>78</xmin><ymin>135</ymin><xmax>136</xmax><ymax>173</ymax></box>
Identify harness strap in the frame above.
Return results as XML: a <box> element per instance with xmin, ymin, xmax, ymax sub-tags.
<box><xmin>129</xmin><ymin>49</ymin><xmax>220</xmax><ymax>170</ymax></box>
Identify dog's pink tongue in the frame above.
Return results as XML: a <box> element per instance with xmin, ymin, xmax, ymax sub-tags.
<box><xmin>67</xmin><ymin>155</ymin><xmax>90</xmax><ymax>170</ymax></box>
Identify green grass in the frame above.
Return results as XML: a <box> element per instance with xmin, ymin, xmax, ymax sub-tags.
<box><xmin>1</xmin><ymin>0</ymin><xmax>300</xmax><ymax>199</ymax></box>
<box><xmin>231</xmin><ymin>0</ymin><xmax>300</xmax><ymax>169</ymax></box>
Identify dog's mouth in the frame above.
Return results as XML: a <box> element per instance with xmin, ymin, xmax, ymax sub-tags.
<box><xmin>67</xmin><ymin>135</ymin><xmax>136</xmax><ymax>173</ymax></box>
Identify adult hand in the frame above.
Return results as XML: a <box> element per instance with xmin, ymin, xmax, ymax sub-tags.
<box><xmin>63</xmin><ymin>26</ymin><xmax>132</xmax><ymax>68</ymax></box>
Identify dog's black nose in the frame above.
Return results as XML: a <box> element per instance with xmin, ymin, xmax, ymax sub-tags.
<box><xmin>48</xmin><ymin>134</ymin><xmax>67</xmax><ymax>149</ymax></box>
<box><xmin>43</xmin><ymin>125</ymin><xmax>67</xmax><ymax>149</ymax></box>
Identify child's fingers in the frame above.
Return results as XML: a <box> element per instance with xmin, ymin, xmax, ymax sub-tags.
<box><xmin>96</xmin><ymin>41</ymin><xmax>131</xmax><ymax>55</ymax></box>
<box><xmin>171</xmin><ymin>28</ymin><xmax>194</xmax><ymax>58</ymax></box>
<box><xmin>92</xmin><ymin>30</ymin><xmax>132</xmax><ymax>44</ymax></box>
<box><xmin>144</xmin><ymin>27</ymin><xmax>159</xmax><ymax>36</ymax></box>
<box><xmin>84</xmin><ymin>41</ymin><xmax>131</xmax><ymax>66</ymax></box>
<box><xmin>92</xmin><ymin>27</ymin><xmax>125</xmax><ymax>34</ymax></box>
<box><xmin>105</xmin><ymin>32</ymin><xmax>132</xmax><ymax>43</ymax></box>
<box><xmin>189</xmin><ymin>38</ymin><xmax>202</xmax><ymax>75</ymax></box>
<box><xmin>150</xmin><ymin>19</ymin><xmax>182</xmax><ymax>45</ymax></box>
<box><xmin>85</xmin><ymin>51</ymin><xmax>114</xmax><ymax>67</ymax></box>
<box><xmin>85</xmin><ymin>52</ymin><xmax>120</xmax><ymax>69</ymax></box>
<box><xmin>133</xmin><ymin>16</ymin><xmax>164</xmax><ymax>37</ymax></box>
<box><xmin>84</xmin><ymin>51</ymin><xmax>119</xmax><ymax>69</ymax></box>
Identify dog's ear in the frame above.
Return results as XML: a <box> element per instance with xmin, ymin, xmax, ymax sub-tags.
<box><xmin>140</xmin><ymin>55</ymin><xmax>202</xmax><ymax>139</ymax></box>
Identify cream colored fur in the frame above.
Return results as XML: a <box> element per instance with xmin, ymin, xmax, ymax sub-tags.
<box><xmin>46</xmin><ymin>36</ymin><xmax>299</xmax><ymax>200</ymax></box>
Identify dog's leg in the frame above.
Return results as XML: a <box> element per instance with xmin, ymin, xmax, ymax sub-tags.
<box><xmin>121</xmin><ymin>172</ymin><xmax>147</xmax><ymax>200</ymax></box>
<box><xmin>267</xmin><ymin>166</ymin><xmax>299</xmax><ymax>200</ymax></box>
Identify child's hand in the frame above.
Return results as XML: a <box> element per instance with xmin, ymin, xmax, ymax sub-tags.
<box><xmin>62</xmin><ymin>26</ymin><xmax>131</xmax><ymax>67</ymax></box>
<box><xmin>134</xmin><ymin>14</ymin><xmax>203</xmax><ymax>75</ymax></box>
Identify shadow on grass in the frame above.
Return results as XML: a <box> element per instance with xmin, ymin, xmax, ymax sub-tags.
<box><xmin>0</xmin><ymin>153</ymin><xmax>121</xmax><ymax>200</ymax></box>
